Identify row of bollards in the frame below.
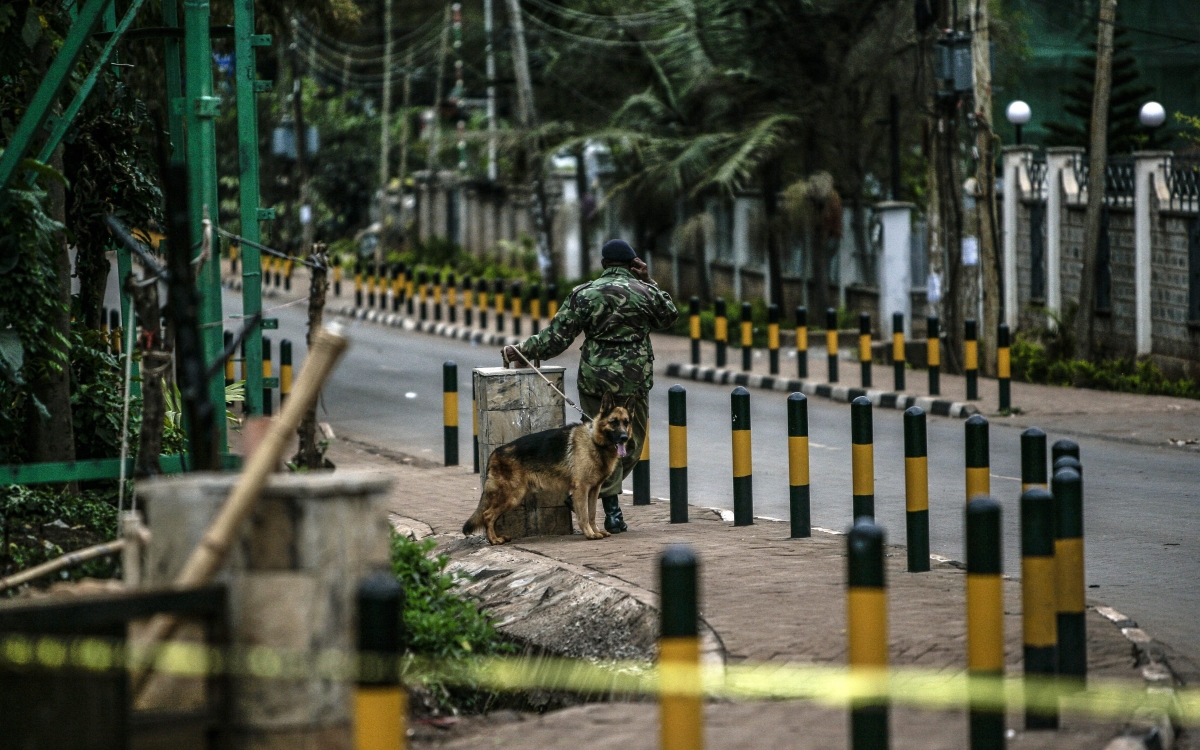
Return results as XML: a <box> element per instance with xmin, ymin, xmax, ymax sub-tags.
<box><xmin>219</xmin><ymin>335</ymin><xmax>294</xmax><ymax>416</ymax></box>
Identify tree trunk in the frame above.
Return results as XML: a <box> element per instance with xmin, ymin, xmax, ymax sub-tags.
<box><xmin>939</xmin><ymin>109</ymin><xmax>966</xmax><ymax>374</ymax></box>
<box><xmin>763</xmin><ymin>163</ymin><xmax>784</xmax><ymax>307</ymax></box>
<box><xmin>127</xmin><ymin>273</ymin><xmax>167</xmax><ymax>477</ymax></box>
<box><xmin>972</xmin><ymin>0</ymin><xmax>1001</xmax><ymax>375</ymax></box>
<box><xmin>294</xmin><ymin>245</ymin><xmax>330</xmax><ymax>468</ymax></box>
<box><xmin>1075</xmin><ymin>0</ymin><xmax>1117</xmax><ymax>361</ymax></box>
<box><xmin>575</xmin><ymin>146</ymin><xmax>590</xmax><ymax>276</ymax></box>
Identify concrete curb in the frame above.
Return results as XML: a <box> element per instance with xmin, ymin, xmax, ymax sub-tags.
<box><xmin>1095</xmin><ymin>605</ymin><xmax>1182</xmax><ymax>750</ymax></box>
<box><xmin>332</xmin><ymin>304</ymin><xmax>527</xmax><ymax>347</ymax></box>
<box><xmin>664</xmin><ymin>362</ymin><xmax>980</xmax><ymax>419</ymax></box>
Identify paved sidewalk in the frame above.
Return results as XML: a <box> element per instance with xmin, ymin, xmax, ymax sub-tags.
<box><xmin>323</xmin><ymin>438</ymin><xmax>1176</xmax><ymax>750</ymax></box>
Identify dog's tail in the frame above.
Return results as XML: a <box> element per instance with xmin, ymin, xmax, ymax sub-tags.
<box><xmin>462</xmin><ymin>491</ymin><xmax>487</xmax><ymax>536</ymax></box>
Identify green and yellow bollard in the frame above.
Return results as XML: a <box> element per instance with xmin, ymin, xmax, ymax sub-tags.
<box><xmin>354</xmin><ymin>572</ymin><xmax>406</xmax><ymax>750</ymax></box>
<box><xmin>398</xmin><ymin>263</ymin><xmax>408</xmax><ymax>308</ymax></box>
<box><xmin>795</xmin><ymin>306</ymin><xmax>808</xmax><ymax>379</ymax></box>
<box><xmin>548</xmin><ymin>283</ymin><xmax>559</xmax><ymax>320</ymax></box>
<box><xmin>447</xmin><ymin>273</ymin><xmax>458</xmax><ymax>324</ymax></box>
<box><xmin>433</xmin><ymin>271</ymin><xmax>443</xmax><ymax>321</ymax></box>
<box><xmin>1021</xmin><ymin>427</ymin><xmax>1048</xmax><ymax>493</ymax></box>
<box><xmin>730</xmin><ymin>386</ymin><xmax>753</xmax><ymax>526</ymax></box>
<box><xmin>334</xmin><ymin>262</ymin><xmax>342</xmax><ymax>297</ymax></box>
<box><xmin>463</xmin><ymin>275</ymin><xmax>474</xmax><ymax>328</ymax></box>
<box><xmin>443</xmin><ymin>361</ymin><xmax>459</xmax><ymax>466</ymax></box>
<box><xmin>892</xmin><ymin>313</ymin><xmax>905</xmax><ymax>392</ymax></box>
<box><xmin>998</xmin><ymin>324</ymin><xmax>1012</xmax><ymax>411</ymax></box>
<box><xmin>768</xmin><ymin>304</ymin><xmax>780</xmax><ymax>375</ymax></box>
<box><xmin>285</xmin><ymin>255</ymin><xmax>293</xmax><ymax>292</ymax></box>
<box><xmin>714</xmin><ymin>298</ymin><xmax>728</xmax><ymax>368</ymax></box>
<box><xmin>927</xmin><ymin>314</ymin><xmax>940</xmax><ymax>396</ymax></box>
<box><xmin>355</xmin><ymin>262</ymin><xmax>364</xmax><ymax>307</ymax></box>
<box><xmin>391</xmin><ymin>264</ymin><xmax>401</xmax><ymax>312</ymax></box>
<box><xmin>659</xmin><ymin>545</ymin><xmax>702</xmax><ymax>750</ymax></box>
<box><xmin>224</xmin><ymin>331</ymin><xmax>235</xmax><ymax>391</ymax></box>
<box><xmin>280</xmin><ymin>339</ymin><xmax>293</xmax><ymax>408</ymax></box>
<box><xmin>406</xmin><ymin>269</ymin><xmax>416</xmax><ymax>316</ymax></box>
<box><xmin>740</xmin><ymin>302</ymin><xmax>753</xmax><ymax>372</ymax></box>
<box><xmin>965</xmin><ymin>415</ymin><xmax>990</xmax><ymax>502</ymax></box>
<box><xmin>826</xmin><ymin>308</ymin><xmax>839</xmax><ymax>383</ymax></box>
<box><xmin>494</xmin><ymin>279</ymin><xmax>505</xmax><ymax>333</ymax></box>
<box><xmin>262</xmin><ymin>336</ymin><xmax>273</xmax><ymax>417</ymax></box>
<box><xmin>851</xmin><ymin>396</ymin><xmax>874</xmax><ymax>520</ymax></box>
<box><xmin>367</xmin><ymin>263</ymin><xmax>377</xmax><ymax>307</ymax></box>
<box><xmin>787</xmin><ymin>392</ymin><xmax>810</xmax><ymax>538</ymax></box>
<box><xmin>903</xmin><ymin>406</ymin><xmax>929</xmax><ymax>572</ymax></box>
<box><xmin>530</xmin><ymin>283</ymin><xmax>541</xmax><ymax>334</ymax></box>
<box><xmin>847</xmin><ymin>517</ymin><xmax>888</xmax><ymax>750</ymax></box>
<box><xmin>966</xmin><ymin>497</ymin><xmax>1005</xmax><ymax>750</ymax></box>
<box><xmin>1053</xmin><ymin>466</ymin><xmax>1086</xmax><ymax>685</ymax></box>
<box><xmin>418</xmin><ymin>270</ymin><xmax>429</xmax><ymax>321</ymax></box>
<box><xmin>633</xmin><ymin>428</ymin><xmax>650</xmax><ymax>506</ymax></box>
<box><xmin>859</xmin><ymin>312</ymin><xmax>872</xmax><ymax>388</ymax></box>
<box><xmin>511</xmin><ymin>281</ymin><xmax>523</xmax><ymax>336</ymax></box>
<box><xmin>965</xmin><ymin>319</ymin><xmax>979</xmax><ymax>401</ymax></box>
<box><xmin>1051</xmin><ymin>438</ymin><xmax>1079</xmax><ymax>471</ymax></box>
<box><xmin>477</xmin><ymin>279</ymin><xmax>488</xmax><ymax>330</ymax></box>
<box><xmin>669</xmin><ymin>385</ymin><xmax>688</xmax><ymax>524</ymax></box>
<box><xmin>1021</xmin><ymin>486</ymin><xmax>1059</xmax><ymax>729</ymax></box>
<box><xmin>472</xmin><ymin>379</ymin><xmax>480</xmax><ymax>474</ymax></box>
<box><xmin>689</xmin><ymin>297</ymin><xmax>701</xmax><ymax>366</ymax></box>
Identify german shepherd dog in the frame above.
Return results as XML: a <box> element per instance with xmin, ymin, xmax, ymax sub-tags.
<box><xmin>462</xmin><ymin>392</ymin><xmax>633</xmax><ymax>544</ymax></box>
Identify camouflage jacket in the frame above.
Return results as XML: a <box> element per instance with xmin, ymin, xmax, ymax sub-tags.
<box><xmin>517</xmin><ymin>267</ymin><xmax>678</xmax><ymax>396</ymax></box>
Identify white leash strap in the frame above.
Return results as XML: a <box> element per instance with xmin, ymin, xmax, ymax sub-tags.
<box><xmin>506</xmin><ymin>346</ymin><xmax>592</xmax><ymax>423</ymax></box>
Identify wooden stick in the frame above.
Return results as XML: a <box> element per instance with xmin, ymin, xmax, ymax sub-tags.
<box><xmin>0</xmin><ymin>540</ymin><xmax>126</xmax><ymax>592</ymax></box>
<box><xmin>131</xmin><ymin>322</ymin><xmax>349</xmax><ymax>698</ymax></box>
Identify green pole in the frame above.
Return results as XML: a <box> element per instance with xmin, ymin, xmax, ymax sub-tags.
<box><xmin>768</xmin><ymin>303</ymin><xmax>780</xmax><ymax>375</ymax></box>
<box><xmin>234</xmin><ymin>0</ymin><xmax>267</xmax><ymax>416</ymax></box>
<box><xmin>998</xmin><ymin>324</ymin><xmax>1012</xmax><ymax>411</ymax></box>
<box><xmin>659</xmin><ymin>545</ymin><xmax>702</xmax><ymax>750</ymax></box>
<box><xmin>669</xmin><ymin>385</ymin><xmax>688</xmax><ymax>523</ymax></box>
<box><xmin>689</xmin><ymin>297</ymin><xmax>701</xmax><ymax>365</ymax></box>
<box><xmin>851</xmin><ymin>396</ymin><xmax>874</xmax><ymax>520</ymax></box>
<box><xmin>847</xmin><ymin>517</ymin><xmax>888</xmax><ymax>750</ymax></box>
<box><xmin>826</xmin><ymin>308</ymin><xmax>839</xmax><ymax>383</ymax></box>
<box><xmin>1021</xmin><ymin>487</ymin><xmax>1059</xmax><ymax>729</ymax></box>
<box><xmin>966</xmin><ymin>497</ymin><xmax>1005</xmax><ymax>750</ymax></box>
<box><xmin>892</xmin><ymin>312</ymin><xmax>905</xmax><ymax>392</ymax></box>
<box><xmin>859</xmin><ymin>312</ymin><xmax>872</xmax><ymax>388</ymax></box>
<box><xmin>965</xmin><ymin>318</ymin><xmax>979</xmax><ymax>400</ymax></box>
<box><xmin>965</xmin><ymin>415</ymin><xmax>990</xmax><ymax>502</ymax></box>
<box><xmin>927</xmin><ymin>315</ymin><xmax>940</xmax><ymax>396</ymax></box>
<box><xmin>740</xmin><ymin>301</ymin><xmax>753</xmax><ymax>372</ymax></box>
<box><xmin>443</xmin><ymin>361</ymin><xmax>459</xmax><ymax>466</ymax></box>
<box><xmin>730</xmin><ymin>386</ymin><xmax>753</xmax><ymax>526</ymax></box>
<box><xmin>715</xmin><ymin>298</ymin><xmax>727</xmax><ymax>368</ymax></box>
<box><xmin>903</xmin><ymin>406</ymin><xmax>929</xmax><ymax>572</ymax></box>
<box><xmin>787</xmin><ymin>392</ymin><xmax>810</xmax><ymax>538</ymax></box>
<box><xmin>795</xmin><ymin>306</ymin><xmax>808</xmax><ymax>379</ymax></box>
<box><xmin>1052</xmin><ymin>467</ymin><xmax>1086</xmax><ymax>686</ymax></box>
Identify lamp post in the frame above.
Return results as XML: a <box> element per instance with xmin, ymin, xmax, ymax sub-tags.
<box><xmin>1006</xmin><ymin>100</ymin><xmax>1031</xmax><ymax>145</ymax></box>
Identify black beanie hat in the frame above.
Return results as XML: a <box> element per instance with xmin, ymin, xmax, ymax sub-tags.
<box><xmin>601</xmin><ymin>239</ymin><xmax>637</xmax><ymax>262</ymax></box>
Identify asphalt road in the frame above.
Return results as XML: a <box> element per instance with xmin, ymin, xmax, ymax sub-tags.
<box><xmin>218</xmin><ymin>288</ymin><xmax>1200</xmax><ymax>665</ymax></box>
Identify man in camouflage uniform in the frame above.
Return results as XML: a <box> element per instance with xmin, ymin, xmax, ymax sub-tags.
<box><xmin>503</xmin><ymin>239</ymin><xmax>677</xmax><ymax>532</ymax></box>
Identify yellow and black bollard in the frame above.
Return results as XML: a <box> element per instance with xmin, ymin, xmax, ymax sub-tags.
<box><xmin>477</xmin><ymin>278</ymin><xmax>488</xmax><ymax>330</ymax></box>
<box><xmin>903</xmin><ymin>406</ymin><xmax>929</xmax><ymax>572</ymax></box>
<box><xmin>892</xmin><ymin>313</ymin><xmax>905</xmax><ymax>392</ymax></box>
<box><xmin>689</xmin><ymin>296</ymin><xmax>701</xmax><ymax>366</ymax></box>
<box><xmin>714</xmin><ymin>298</ymin><xmax>728</xmax><ymax>368</ymax></box>
<box><xmin>354</xmin><ymin>572</ymin><xmax>406</xmax><ymax>750</ymax></box>
<box><xmin>633</xmin><ymin>428</ymin><xmax>650</xmax><ymax>506</ymax></box>
<box><xmin>966</xmin><ymin>496</ymin><xmax>1005</xmax><ymax>750</ymax></box>
<box><xmin>847</xmin><ymin>517</ymin><xmax>888</xmax><ymax>750</ymax></box>
<box><xmin>405</xmin><ymin>267</ymin><xmax>416</xmax><ymax>316</ymax></box>
<box><xmin>494</xmin><ymin>279</ymin><xmax>505</xmax><ymax>333</ymax></box>
<box><xmin>280</xmin><ymin>339</ymin><xmax>293</xmax><ymax>408</ymax></box>
<box><xmin>286</xmin><ymin>255</ymin><xmax>294</xmax><ymax>292</ymax></box>
<box><xmin>1052</xmin><ymin>466</ymin><xmax>1086</xmax><ymax>685</ymax></box>
<box><xmin>334</xmin><ymin>261</ymin><xmax>342</xmax><ymax>297</ymax></box>
<box><xmin>433</xmin><ymin>271</ymin><xmax>443</xmax><ymax>322</ymax></box>
<box><xmin>447</xmin><ymin>272</ymin><xmax>458</xmax><ymax>324</ymax></box>
<box><xmin>730</xmin><ymin>386</ymin><xmax>753</xmax><ymax>526</ymax></box>
<box><xmin>511</xmin><ymin>280</ymin><xmax>522</xmax><ymax>336</ymax></box>
<box><xmin>355</xmin><ymin>262</ymin><xmax>364</xmax><ymax>308</ymax></box>
<box><xmin>398</xmin><ymin>263</ymin><xmax>408</xmax><ymax>310</ymax></box>
<box><xmin>463</xmin><ymin>275</ymin><xmax>474</xmax><ymax>328</ymax></box>
<box><xmin>669</xmin><ymin>385</ymin><xmax>688</xmax><ymax>523</ymax></box>
<box><xmin>659</xmin><ymin>545</ymin><xmax>702</xmax><ymax>750</ymax></box>
<box><xmin>367</xmin><ymin>263</ymin><xmax>376</xmax><ymax>307</ymax></box>
<box><xmin>927</xmin><ymin>314</ymin><xmax>941</xmax><ymax>396</ymax></box>
<box><xmin>1020</xmin><ymin>427</ymin><xmax>1048</xmax><ymax>493</ymax></box>
<box><xmin>787</xmin><ymin>392</ymin><xmax>810</xmax><ymax>538</ymax></box>
<box><xmin>1021</xmin><ymin>486</ymin><xmax>1059</xmax><ymax>729</ymax></box>
<box><xmin>273</xmin><ymin>255</ymin><xmax>282</xmax><ymax>287</ymax></box>
<box><xmin>965</xmin><ymin>319</ymin><xmax>979</xmax><ymax>401</ymax></box>
<box><xmin>795</xmin><ymin>306</ymin><xmax>808</xmax><ymax>379</ymax></box>
<box><xmin>110</xmin><ymin>309</ymin><xmax>122</xmax><ymax>353</ymax></box>
<box><xmin>472</xmin><ymin>379</ymin><xmax>480</xmax><ymax>473</ymax></box>
<box><xmin>767</xmin><ymin>303</ymin><xmax>780</xmax><ymax>375</ymax></box>
<box><xmin>547</xmin><ymin>283</ymin><xmax>559</xmax><ymax>320</ymax></box>
<box><xmin>998</xmin><ymin>324</ymin><xmax>1012</xmax><ymax>411</ymax></box>
<box><xmin>230</xmin><ymin>242</ymin><xmax>239</xmax><ymax>275</ymax></box>
<box><xmin>826</xmin><ymin>308</ymin><xmax>839</xmax><ymax>383</ymax></box>
<box><xmin>1051</xmin><ymin>438</ymin><xmax>1079</xmax><ymax>472</ymax></box>
<box><xmin>224</xmin><ymin>331</ymin><xmax>235</xmax><ymax>404</ymax></box>
<box><xmin>859</xmin><ymin>312</ymin><xmax>872</xmax><ymax>388</ymax></box>
<box><xmin>965</xmin><ymin>415</ymin><xmax>990</xmax><ymax>501</ymax></box>
<box><xmin>418</xmin><ymin>270</ymin><xmax>429</xmax><ymax>321</ymax></box>
<box><xmin>851</xmin><ymin>396</ymin><xmax>874</xmax><ymax>520</ymax></box>
<box><xmin>740</xmin><ymin>302</ymin><xmax>753</xmax><ymax>372</ymax></box>
<box><xmin>443</xmin><ymin>361</ymin><xmax>459</xmax><ymax>466</ymax></box>
<box><xmin>390</xmin><ymin>264</ymin><xmax>401</xmax><ymax>312</ymax></box>
<box><xmin>262</xmin><ymin>336</ymin><xmax>273</xmax><ymax>417</ymax></box>
<box><xmin>530</xmin><ymin>283</ymin><xmax>541</xmax><ymax>334</ymax></box>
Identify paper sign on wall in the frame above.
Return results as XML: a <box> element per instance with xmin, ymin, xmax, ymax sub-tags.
<box><xmin>962</xmin><ymin>236</ymin><xmax>979</xmax><ymax>266</ymax></box>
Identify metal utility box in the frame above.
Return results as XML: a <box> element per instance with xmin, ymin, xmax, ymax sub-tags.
<box><xmin>473</xmin><ymin>366</ymin><xmax>570</xmax><ymax>538</ymax></box>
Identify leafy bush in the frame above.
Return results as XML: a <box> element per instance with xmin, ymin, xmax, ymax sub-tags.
<box><xmin>1011</xmin><ymin>331</ymin><xmax>1200</xmax><ymax>400</ymax></box>
<box><xmin>1</xmin><ymin>484</ymin><xmax>120</xmax><ymax>588</ymax></box>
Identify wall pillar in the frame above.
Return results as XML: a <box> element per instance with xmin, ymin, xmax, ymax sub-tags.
<box><xmin>1002</xmin><ymin>146</ymin><xmax>1034</xmax><ymax>330</ymax></box>
<box><xmin>1044</xmin><ymin>147</ymin><xmax>1084</xmax><ymax>328</ymax></box>
<box><xmin>875</xmin><ymin>201</ymin><xmax>914</xmax><ymax>337</ymax></box>
<box><xmin>1133</xmin><ymin>151</ymin><xmax>1173</xmax><ymax>356</ymax></box>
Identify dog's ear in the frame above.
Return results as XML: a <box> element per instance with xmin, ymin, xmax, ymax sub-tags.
<box><xmin>623</xmin><ymin>395</ymin><xmax>636</xmax><ymax>413</ymax></box>
<box><xmin>599</xmin><ymin>390</ymin><xmax>615</xmax><ymax>415</ymax></box>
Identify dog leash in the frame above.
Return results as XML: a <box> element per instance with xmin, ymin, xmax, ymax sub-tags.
<box><xmin>504</xmin><ymin>346</ymin><xmax>592</xmax><ymax>423</ymax></box>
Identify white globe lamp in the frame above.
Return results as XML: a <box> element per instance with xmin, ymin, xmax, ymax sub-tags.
<box><xmin>1006</xmin><ymin>100</ymin><xmax>1032</xmax><ymax>144</ymax></box>
<box><xmin>1139</xmin><ymin>101</ymin><xmax>1166</xmax><ymax>129</ymax></box>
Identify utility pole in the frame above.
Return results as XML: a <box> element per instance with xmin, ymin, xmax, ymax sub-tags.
<box><xmin>1076</xmin><ymin>0</ymin><xmax>1117</xmax><ymax>361</ymax></box>
<box><xmin>484</xmin><ymin>0</ymin><xmax>497</xmax><ymax>181</ymax></box>
<box><xmin>379</xmin><ymin>0</ymin><xmax>393</xmax><ymax>199</ymax></box>
<box><xmin>504</xmin><ymin>0</ymin><xmax>556</xmax><ymax>281</ymax></box>
<box><xmin>971</xmin><ymin>0</ymin><xmax>1000</xmax><ymax>375</ymax></box>
<box><xmin>428</xmin><ymin>4</ymin><xmax>451</xmax><ymax>236</ymax></box>
<box><xmin>397</xmin><ymin>47</ymin><xmax>414</xmax><ymax>234</ymax></box>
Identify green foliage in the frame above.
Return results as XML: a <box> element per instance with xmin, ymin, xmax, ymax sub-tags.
<box><xmin>1011</xmin><ymin>332</ymin><xmax>1199</xmax><ymax>400</ymax></box>
<box><xmin>1177</xmin><ymin>112</ymin><xmax>1200</xmax><ymax>148</ymax></box>
<box><xmin>0</xmin><ymin>484</ymin><xmax>120</xmax><ymax>588</ymax></box>
<box><xmin>69</xmin><ymin>327</ymin><xmax>132</xmax><ymax>461</ymax></box>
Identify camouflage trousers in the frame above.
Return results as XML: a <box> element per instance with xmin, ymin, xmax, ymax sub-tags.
<box><xmin>578</xmin><ymin>390</ymin><xmax>649</xmax><ymax>499</ymax></box>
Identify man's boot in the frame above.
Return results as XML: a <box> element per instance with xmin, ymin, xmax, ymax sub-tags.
<box><xmin>602</xmin><ymin>495</ymin><xmax>627</xmax><ymax>533</ymax></box>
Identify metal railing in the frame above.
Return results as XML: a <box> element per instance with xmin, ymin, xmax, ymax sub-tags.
<box><xmin>1165</xmin><ymin>154</ymin><xmax>1200</xmax><ymax>213</ymax></box>
<box><xmin>1068</xmin><ymin>154</ymin><xmax>1135</xmax><ymax>208</ymax></box>
<box><xmin>1026</xmin><ymin>154</ymin><xmax>1047</xmax><ymax>202</ymax></box>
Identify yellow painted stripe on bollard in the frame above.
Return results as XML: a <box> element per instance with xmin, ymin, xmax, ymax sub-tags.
<box><xmin>741</xmin><ymin>320</ymin><xmax>752</xmax><ymax>347</ymax></box>
<box><xmin>1021</xmin><ymin>482</ymin><xmax>1048</xmax><ymax>494</ymax></box>
<box><xmin>847</xmin><ymin>588</ymin><xmax>888</xmax><ymax>667</ymax></box>
<box><xmin>669</xmin><ymin>425</ymin><xmax>688</xmax><ymax>469</ymax></box>
<box><xmin>1023</xmin><ymin>557</ymin><xmax>1057</xmax><ymax>647</ymax></box>
<box><xmin>1055</xmin><ymin>538</ymin><xmax>1085</xmax><ymax>613</ymax></box>
<box><xmin>731</xmin><ymin>430</ymin><xmax>751</xmax><ymax>478</ymax></box>
<box><xmin>966</xmin><ymin>467</ymin><xmax>990</xmax><ymax>500</ymax></box>
<box><xmin>893</xmin><ymin>332</ymin><xmax>904</xmax><ymax>361</ymax></box>
<box><xmin>355</xmin><ymin>686</ymin><xmax>406</xmax><ymax>750</ymax></box>
<box><xmin>965</xmin><ymin>340</ymin><xmax>978</xmax><ymax>371</ymax></box>
<box><xmin>796</xmin><ymin>327</ymin><xmax>807</xmax><ymax>351</ymax></box>
<box><xmin>851</xmin><ymin>444</ymin><xmax>874</xmax><ymax>496</ymax></box>
<box><xmin>715</xmin><ymin>317</ymin><xmax>727</xmax><ymax>342</ymax></box>
<box><xmin>904</xmin><ymin>457</ymin><xmax>928</xmax><ymax>512</ymax></box>
<box><xmin>406</xmin><ymin>280</ymin><xmax>414</xmax><ymax>299</ymax></box>
<box><xmin>998</xmin><ymin>348</ymin><xmax>1011</xmax><ymax>378</ymax></box>
<box><xmin>495</xmin><ymin>293</ymin><xmax>504</xmax><ymax>313</ymax></box>
<box><xmin>281</xmin><ymin>364</ymin><xmax>293</xmax><ymax>397</ymax></box>
<box><xmin>826</xmin><ymin>329</ymin><xmax>838</xmax><ymax>356</ymax></box>
<box><xmin>859</xmin><ymin>333</ymin><xmax>871</xmax><ymax>362</ymax></box>
<box><xmin>640</xmin><ymin>430</ymin><xmax>650</xmax><ymax>461</ymax></box>
<box><xmin>690</xmin><ymin>316</ymin><xmax>701</xmax><ymax>339</ymax></box>
<box><xmin>434</xmin><ymin>285</ymin><xmax>442</xmax><ymax>305</ymax></box>
<box><xmin>443</xmin><ymin>391</ymin><xmax>459</xmax><ymax>428</ymax></box>
<box><xmin>788</xmin><ymin>436</ymin><xmax>809</xmax><ymax>486</ymax></box>
<box><xmin>768</xmin><ymin>324</ymin><xmax>779</xmax><ymax>350</ymax></box>
<box><xmin>966</xmin><ymin>575</ymin><xmax>1005</xmax><ymax>671</ymax></box>
<box><xmin>927</xmin><ymin>336</ymin><xmax>940</xmax><ymax>367</ymax></box>
<box><xmin>659</xmin><ymin>637</ymin><xmax>703</xmax><ymax>750</ymax></box>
